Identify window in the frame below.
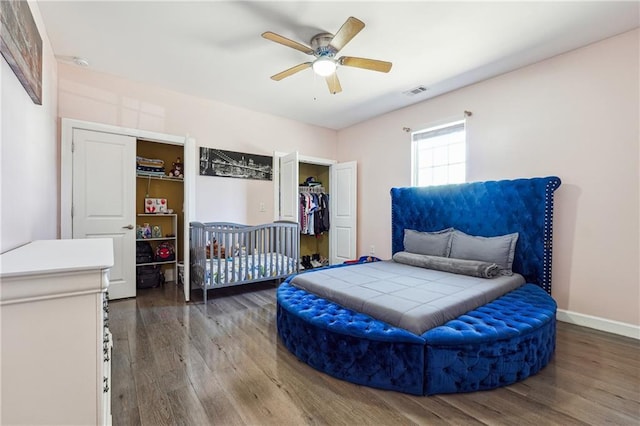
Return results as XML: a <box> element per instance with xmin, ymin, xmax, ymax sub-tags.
<box><xmin>411</xmin><ymin>120</ymin><xmax>466</xmax><ymax>187</ymax></box>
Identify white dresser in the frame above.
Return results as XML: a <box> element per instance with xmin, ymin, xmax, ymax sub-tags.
<box><xmin>0</xmin><ymin>239</ymin><xmax>114</xmax><ymax>425</ymax></box>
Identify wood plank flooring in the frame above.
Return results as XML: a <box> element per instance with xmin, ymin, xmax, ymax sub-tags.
<box><xmin>109</xmin><ymin>282</ymin><xmax>640</xmax><ymax>425</ymax></box>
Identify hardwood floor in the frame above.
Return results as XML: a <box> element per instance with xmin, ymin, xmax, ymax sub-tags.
<box><xmin>109</xmin><ymin>282</ymin><xmax>640</xmax><ymax>425</ymax></box>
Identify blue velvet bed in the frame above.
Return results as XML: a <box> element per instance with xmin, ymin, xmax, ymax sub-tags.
<box><xmin>277</xmin><ymin>176</ymin><xmax>561</xmax><ymax>395</ymax></box>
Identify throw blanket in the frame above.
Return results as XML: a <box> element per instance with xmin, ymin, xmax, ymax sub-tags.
<box><xmin>393</xmin><ymin>251</ymin><xmax>500</xmax><ymax>278</ymax></box>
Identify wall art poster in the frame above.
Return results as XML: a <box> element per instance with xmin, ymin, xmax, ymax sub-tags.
<box><xmin>199</xmin><ymin>147</ymin><xmax>273</xmax><ymax>181</ymax></box>
<box><xmin>0</xmin><ymin>0</ymin><xmax>43</xmax><ymax>105</ymax></box>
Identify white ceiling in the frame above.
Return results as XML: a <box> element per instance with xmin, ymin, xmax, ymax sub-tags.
<box><xmin>38</xmin><ymin>1</ymin><xmax>639</xmax><ymax>130</ymax></box>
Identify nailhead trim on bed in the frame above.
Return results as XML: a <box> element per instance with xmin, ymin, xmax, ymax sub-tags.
<box><xmin>541</xmin><ymin>177</ymin><xmax>561</xmax><ymax>293</ymax></box>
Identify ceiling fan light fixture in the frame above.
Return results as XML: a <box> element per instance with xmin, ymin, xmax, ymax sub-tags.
<box><xmin>264</xmin><ymin>16</ymin><xmax>391</xmax><ymax>93</ymax></box>
<box><xmin>312</xmin><ymin>57</ymin><xmax>336</xmax><ymax>76</ymax></box>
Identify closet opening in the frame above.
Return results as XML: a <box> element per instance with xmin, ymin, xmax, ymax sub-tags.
<box><xmin>299</xmin><ymin>162</ymin><xmax>330</xmax><ymax>270</ymax></box>
<box><xmin>274</xmin><ymin>151</ymin><xmax>357</xmax><ymax>266</ymax></box>
<box><xmin>136</xmin><ymin>139</ymin><xmax>185</xmax><ymax>288</ymax></box>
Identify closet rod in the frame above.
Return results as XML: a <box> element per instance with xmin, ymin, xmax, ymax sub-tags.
<box><xmin>299</xmin><ymin>186</ymin><xmax>325</xmax><ymax>194</ymax></box>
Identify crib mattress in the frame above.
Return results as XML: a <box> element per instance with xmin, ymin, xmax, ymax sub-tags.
<box><xmin>205</xmin><ymin>253</ymin><xmax>297</xmax><ymax>286</ymax></box>
<box><xmin>289</xmin><ymin>260</ymin><xmax>524</xmax><ymax>335</ymax></box>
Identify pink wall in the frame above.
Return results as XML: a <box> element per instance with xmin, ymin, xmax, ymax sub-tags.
<box><xmin>10</xmin><ymin>10</ymin><xmax>636</xmax><ymax>331</ymax></box>
<box><xmin>57</xmin><ymin>64</ymin><xmax>337</xmax><ymax>225</ymax></box>
<box><xmin>1</xmin><ymin>2</ymin><xmax>58</xmax><ymax>253</ymax></box>
<box><xmin>338</xmin><ymin>30</ymin><xmax>640</xmax><ymax>327</ymax></box>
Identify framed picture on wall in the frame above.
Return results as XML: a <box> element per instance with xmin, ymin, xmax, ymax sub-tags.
<box><xmin>0</xmin><ymin>0</ymin><xmax>43</xmax><ymax>105</ymax></box>
<box><xmin>199</xmin><ymin>147</ymin><xmax>273</xmax><ymax>181</ymax></box>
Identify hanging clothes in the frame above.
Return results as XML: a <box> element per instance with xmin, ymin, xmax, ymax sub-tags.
<box><xmin>314</xmin><ymin>193</ymin><xmax>330</xmax><ymax>234</ymax></box>
<box><xmin>299</xmin><ymin>190</ymin><xmax>329</xmax><ymax>236</ymax></box>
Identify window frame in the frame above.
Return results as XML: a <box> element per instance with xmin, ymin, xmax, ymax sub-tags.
<box><xmin>411</xmin><ymin>119</ymin><xmax>466</xmax><ymax>187</ymax></box>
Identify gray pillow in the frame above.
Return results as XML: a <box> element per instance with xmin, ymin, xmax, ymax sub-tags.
<box><xmin>403</xmin><ymin>228</ymin><xmax>453</xmax><ymax>257</ymax></box>
<box><xmin>393</xmin><ymin>251</ymin><xmax>501</xmax><ymax>278</ymax></box>
<box><xmin>449</xmin><ymin>230</ymin><xmax>519</xmax><ymax>275</ymax></box>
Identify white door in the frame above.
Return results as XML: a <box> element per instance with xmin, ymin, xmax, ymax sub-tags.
<box><xmin>279</xmin><ymin>151</ymin><xmax>299</xmax><ymax>222</ymax></box>
<box><xmin>72</xmin><ymin>129</ymin><xmax>136</xmax><ymax>299</ymax></box>
<box><xmin>330</xmin><ymin>161</ymin><xmax>357</xmax><ymax>264</ymax></box>
<box><xmin>183</xmin><ymin>136</ymin><xmax>195</xmax><ymax>302</ymax></box>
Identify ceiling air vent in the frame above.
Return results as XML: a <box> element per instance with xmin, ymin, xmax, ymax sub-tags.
<box><xmin>404</xmin><ymin>86</ymin><xmax>428</xmax><ymax>96</ymax></box>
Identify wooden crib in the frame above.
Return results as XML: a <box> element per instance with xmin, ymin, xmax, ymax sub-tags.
<box><xmin>190</xmin><ymin>221</ymin><xmax>299</xmax><ymax>303</ymax></box>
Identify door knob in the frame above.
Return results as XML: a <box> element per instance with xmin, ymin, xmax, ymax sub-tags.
<box><xmin>123</xmin><ymin>224</ymin><xmax>134</xmax><ymax>230</ymax></box>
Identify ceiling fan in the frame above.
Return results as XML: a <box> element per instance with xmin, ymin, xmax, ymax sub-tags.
<box><xmin>262</xmin><ymin>17</ymin><xmax>392</xmax><ymax>94</ymax></box>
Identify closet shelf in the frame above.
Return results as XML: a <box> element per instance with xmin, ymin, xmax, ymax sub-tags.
<box><xmin>136</xmin><ymin>260</ymin><xmax>176</xmax><ymax>267</ymax></box>
<box><xmin>136</xmin><ymin>172</ymin><xmax>183</xmax><ymax>182</ymax></box>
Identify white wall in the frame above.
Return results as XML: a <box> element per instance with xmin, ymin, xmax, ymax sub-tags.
<box><xmin>337</xmin><ymin>29</ymin><xmax>640</xmax><ymax>327</ymax></box>
<box><xmin>1</xmin><ymin>2</ymin><xmax>58</xmax><ymax>253</ymax></box>
<box><xmin>57</xmin><ymin>64</ymin><xmax>337</xmax><ymax>226</ymax></box>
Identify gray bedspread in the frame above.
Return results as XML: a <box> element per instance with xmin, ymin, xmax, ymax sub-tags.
<box><xmin>289</xmin><ymin>260</ymin><xmax>525</xmax><ymax>335</ymax></box>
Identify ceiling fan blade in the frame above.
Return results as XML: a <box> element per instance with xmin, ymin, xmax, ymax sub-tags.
<box><xmin>328</xmin><ymin>17</ymin><xmax>365</xmax><ymax>52</ymax></box>
<box><xmin>270</xmin><ymin>62</ymin><xmax>312</xmax><ymax>81</ymax></box>
<box><xmin>339</xmin><ymin>56</ymin><xmax>392</xmax><ymax>73</ymax></box>
<box><xmin>262</xmin><ymin>31</ymin><xmax>314</xmax><ymax>55</ymax></box>
<box><xmin>325</xmin><ymin>74</ymin><xmax>342</xmax><ymax>94</ymax></box>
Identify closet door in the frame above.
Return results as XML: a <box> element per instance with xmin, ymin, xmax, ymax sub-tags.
<box><xmin>279</xmin><ymin>152</ymin><xmax>299</xmax><ymax>222</ymax></box>
<box><xmin>330</xmin><ymin>161</ymin><xmax>357</xmax><ymax>264</ymax></box>
<box><xmin>72</xmin><ymin>129</ymin><xmax>136</xmax><ymax>299</ymax></box>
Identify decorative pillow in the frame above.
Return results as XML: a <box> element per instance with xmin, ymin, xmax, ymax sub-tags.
<box><xmin>403</xmin><ymin>228</ymin><xmax>454</xmax><ymax>257</ymax></box>
<box><xmin>393</xmin><ymin>251</ymin><xmax>501</xmax><ymax>278</ymax></box>
<box><xmin>449</xmin><ymin>230</ymin><xmax>519</xmax><ymax>275</ymax></box>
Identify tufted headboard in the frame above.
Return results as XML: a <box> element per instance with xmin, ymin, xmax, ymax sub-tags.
<box><xmin>391</xmin><ymin>176</ymin><xmax>561</xmax><ymax>294</ymax></box>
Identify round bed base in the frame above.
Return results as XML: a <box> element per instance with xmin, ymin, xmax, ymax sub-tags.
<box><xmin>277</xmin><ymin>280</ymin><xmax>557</xmax><ymax>395</ymax></box>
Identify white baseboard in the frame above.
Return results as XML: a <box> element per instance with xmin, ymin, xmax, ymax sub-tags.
<box><xmin>556</xmin><ymin>309</ymin><xmax>640</xmax><ymax>340</ymax></box>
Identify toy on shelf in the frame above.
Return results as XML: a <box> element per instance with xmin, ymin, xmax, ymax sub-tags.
<box><xmin>169</xmin><ymin>157</ymin><xmax>184</xmax><ymax>179</ymax></box>
<box><xmin>145</xmin><ymin>198</ymin><xmax>168</xmax><ymax>213</ymax></box>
